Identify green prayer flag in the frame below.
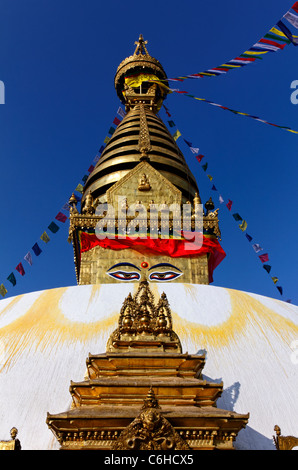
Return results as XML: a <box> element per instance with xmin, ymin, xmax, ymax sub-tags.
<box><xmin>7</xmin><ymin>273</ymin><xmax>16</xmax><ymax>286</ymax></box>
<box><xmin>48</xmin><ymin>221</ymin><xmax>60</xmax><ymax>234</ymax></box>
<box><xmin>168</xmin><ymin>120</ymin><xmax>175</xmax><ymax>127</ymax></box>
<box><xmin>201</xmin><ymin>163</ymin><xmax>208</xmax><ymax>171</ymax></box>
<box><xmin>0</xmin><ymin>284</ymin><xmax>7</xmax><ymax>297</ymax></box>
<box><xmin>263</xmin><ymin>264</ymin><xmax>271</xmax><ymax>274</ymax></box>
<box><xmin>40</xmin><ymin>231</ymin><xmax>50</xmax><ymax>243</ymax></box>
<box><xmin>233</xmin><ymin>213</ymin><xmax>243</xmax><ymax>222</ymax></box>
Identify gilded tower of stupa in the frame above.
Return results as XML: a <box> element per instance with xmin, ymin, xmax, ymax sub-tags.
<box><xmin>68</xmin><ymin>35</ymin><xmax>225</xmax><ymax>287</ymax></box>
<box><xmin>46</xmin><ymin>36</ymin><xmax>249</xmax><ymax>451</ymax></box>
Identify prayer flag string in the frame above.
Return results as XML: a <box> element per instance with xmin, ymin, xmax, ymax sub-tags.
<box><xmin>0</xmin><ymin>108</ymin><xmax>126</xmax><ymax>297</ymax></box>
<box><xmin>162</xmin><ymin>104</ymin><xmax>291</xmax><ymax>303</ymax></box>
<box><xmin>161</xmin><ymin>3</ymin><xmax>298</xmax><ymax>84</ymax></box>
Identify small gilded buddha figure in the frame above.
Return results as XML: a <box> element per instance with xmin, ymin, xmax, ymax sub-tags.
<box><xmin>138</xmin><ymin>173</ymin><xmax>151</xmax><ymax>191</ymax></box>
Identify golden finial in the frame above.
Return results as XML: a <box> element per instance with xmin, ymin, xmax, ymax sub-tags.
<box><xmin>134</xmin><ymin>34</ymin><xmax>149</xmax><ymax>55</ymax></box>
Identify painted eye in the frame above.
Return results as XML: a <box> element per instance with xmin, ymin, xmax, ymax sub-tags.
<box><xmin>107</xmin><ymin>271</ymin><xmax>141</xmax><ymax>281</ymax></box>
<box><xmin>149</xmin><ymin>271</ymin><xmax>183</xmax><ymax>282</ymax></box>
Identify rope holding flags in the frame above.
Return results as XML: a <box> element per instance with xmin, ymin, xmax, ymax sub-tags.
<box><xmin>162</xmin><ymin>104</ymin><xmax>291</xmax><ymax>303</ymax></box>
<box><xmin>0</xmin><ymin>107</ymin><xmax>127</xmax><ymax>298</ymax></box>
<box><xmin>160</xmin><ymin>3</ymin><xmax>298</xmax><ymax>83</ymax></box>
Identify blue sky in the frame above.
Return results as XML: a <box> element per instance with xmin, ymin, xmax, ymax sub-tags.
<box><xmin>0</xmin><ymin>0</ymin><xmax>297</xmax><ymax>304</ymax></box>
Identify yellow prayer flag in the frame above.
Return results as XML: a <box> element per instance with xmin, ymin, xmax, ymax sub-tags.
<box><xmin>272</xmin><ymin>277</ymin><xmax>279</xmax><ymax>284</ymax></box>
<box><xmin>0</xmin><ymin>284</ymin><xmax>7</xmax><ymax>297</ymax></box>
<box><xmin>173</xmin><ymin>130</ymin><xmax>181</xmax><ymax>141</ymax></box>
<box><xmin>239</xmin><ymin>220</ymin><xmax>247</xmax><ymax>231</ymax></box>
<box><xmin>40</xmin><ymin>231</ymin><xmax>50</xmax><ymax>244</ymax></box>
<box><xmin>75</xmin><ymin>184</ymin><xmax>84</xmax><ymax>193</ymax></box>
<box><xmin>125</xmin><ymin>74</ymin><xmax>159</xmax><ymax>88</ymax></box>
<box><xmin>207</xmin><ymin>175</ymin><xmax>213</xmax><ymax>181</ymax></box>
<box><xmin>104</xmin><ymin>136</ymin><xmax>111</xmax><ymax>144</ymax></box>
<box><xmin>270</xmin><ymin>27</ymin><xmax>287</xmax><ymax>38</ymax></box>
<box><xmin>244</xmin><ymin>50</ymin><xmax>268</xmax><ymax>55</ymax></box>
<box><xmin>221</xmin><ymin>63</ymin><xmax>241</xmax><ymax>68</ymax></box>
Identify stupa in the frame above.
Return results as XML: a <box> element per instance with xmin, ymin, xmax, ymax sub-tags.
<box><xmin>0</xmin><ymin>36</ymin><xmax>297</xmax><ymax>451</ymax></box>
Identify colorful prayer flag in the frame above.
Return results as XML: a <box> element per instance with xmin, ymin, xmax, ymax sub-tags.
<box><xmin>277</xmin><ymin>20</ymin><xmax>298</xmax><ymax>45</ymax></box>
<box><xmin>173</xmin><ymin>129</ymin><xmax>181</xmax><ymax>141</ymax></box>
<box><xmin>113</xmin><ymin>117</ymin><xmax>121</xmax><ymax>126</ymax></box>
<box><xmin>24</xmin><ymin>252</ymin><xmax>33</xmax><ymax>266</ymax></box>
<box><xmin>259</xmin><ymin>253</ymin><xmax>269</xmax><ymax>263</ymax></box>
<box><xmin>88</xmin><ymin>165</ymin><xmax>94</xmax><ymax>173</ymax></box>
<box><xmin>32</xmin><ymin>243</ymin><xmax>42</xmax><ymax>256</ymax></box>
<box><xmin>16</xmin><ymin>263</ymin><xmax>25</xmax><ymax>276</ymax></box>
<box><xmin>263</xmin><ymin>264</ymin><xmax>271</xmax><ymax>273</ymax></box>
<box><xmin>292</xmin><ymin>2</ymin><xmax>298</xmax><ymax>14</ymax></box>
<box><xmin>232</xmin><ymin>213</ymin><xmax>242</xmax><ymax>221</ymax></box>
<box><xmin>0</xmin><ymin>284</ymin><xmax>7</xmax><ymax>297</ymax></box>
<box><xmin>93</xmin><ymin>155</ymin><xmax>100</xmax><ymax>163</ymax></box>
<box><xmin>7</xmin><ymin>273</ymin><xmax>16</xmax><ymax>286</ymax></box>
<box><xmin>108</xmin><ymin>126</ymin><xmax>115</xmax><ymax>135</ymax></box>
<box><xmin>201</xmin><ymin>162</ymin><xmax>208</xmax><ymax>171</ymax></box>
<box><xmin>196</xmin><ymin>155</ymin><xmax>204</xmax><ymax>163</ymax></box>
<box><xmin>104</xmin><ymin>136</ymin><xmax>110</xmax><ymax>144</ymax></box>
<box><xmin>190</xmin><ymin>147</ymin><xmax>200</xmax><ymax>154</ymax></box>
<box><xmin>219</xmin><ymin>195</ymin><xmax>224</xmax><ymax>204</ymax></box>
<box><xmin>252</xmin><ymin>243</ymin><xmax>263</xmax><ymax>253</ymax></box>
<box><xmin>117</xmin><ymin>107</ymin><xmax>126</xmax><ymax>118</ymax></box>
<box><xmin>211</xmin><ymin>184</ymin><xmax>217</xmax><ymax>191</ymax></box>
<box><xmin>277</xmin><ymin>286</ymin><xmax>283</xmax><ymax>295</ymax></box>
<box><xmin>62</xmin><ymin>203</ymin><xmax>71</xmax><ymax>212</ymax></box>
<box><xmin>284</xmin><ymin>11</ymin><xmax>298</xmax><ymax>29</ymax></box>
<box><xmin>226</xmin><ymin>200</ymin><xmax>233</xmax><ymax>211</ymax></box>
<box><xmin>271</xmin><ymin>277</ymin><xmax>279</xmax><ymax>284</ymax></box>
<box><xmin>239</xmin><ymin>220</ymin><xmax>247</xmax><ymax>231</ymax></box>
<box><xmin>98</xmin><ymin>145</ymin><xmax>105</xmax><ymax>154</ymax></box>
<box><xmin>48</xmin><ymin>221</ymin><xmax>60</xmax><ymax>234</ymax></box>
<box><xmin>40</xmin><ymin>231</ymin><xmax>50</xmax><ymax>244</ymax></box>
<box><xmin>207</xmin><ymin>174</ymin><xmax>213</xmax><ymax>181</ymax></box>
<box><xmin>168</xmin><ymin>120</ymin><xmax>175</xmax><ymax>127</ymax></box>
<box><xmin>55</xmin><ymin>212</ymin><xmax>68</xmax><ymax>223</ymax></box>
<box><xmin>245</xmin><ymin>233</ymin><xmax>253</xmax><ymax>242</ymax></box>
<box><xmin>75</xmin><ymin>184</ymin><xmax>84</xmax><ymax>194</ymax></box>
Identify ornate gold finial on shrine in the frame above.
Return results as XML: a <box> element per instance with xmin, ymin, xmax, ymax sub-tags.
<box><xmin>106</xmin><ymin>277</ymin><xmax>182</xmax><ymax>353</ymax></box>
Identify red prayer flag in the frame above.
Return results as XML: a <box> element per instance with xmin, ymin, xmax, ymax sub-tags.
<box><xmin>234</xmin><ymin>57</ymin><xmax>256</xmax><ymax>62</ymax></box>
<box><xmin>226</xmin><ymin>200</ymin><xmax>233</xmax><ymax>211</ymax></box>
<box><xmin>259</xmin><ymin>38</ymin><xmax>286</xmax><ymax>49</ymax></box>
<box><xmin>196</xmin><ymin>154</ymin><xmax>204</xmax><ymax>163</ymax></box>
<box><xmin>259</xmin><ymin>253</ymin><xmax>269</xmax><ymax>263</ymax></box>
<box><xmin>292</xmin><ymin>2</ymin><xmax>298</xmax><ymax>14</ymax></box>
<box><xmin>55</xmin><ymin>212</ymin><xmax>67</xmax><ymax>223</ymax></box>
<box><xmin>113</xmin><ymin>117</ymin><xmax>121</xmax><ymax>126</ymax></box>
<box><xmin>16</xmin><ymin>262</ymin><xmax>25</xmax><ymax>276</ymax></box>
<box><xmin>88</xmin><ymin>165</ymin><xmax>94</xmax><ymax>173</ymax></box>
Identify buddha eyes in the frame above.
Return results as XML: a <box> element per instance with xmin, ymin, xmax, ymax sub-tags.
<box><xmin>107</xmin><ymin>271</ymin><xmax>141</xmax><ymax>281</ymax></box>
<box><xmin>106</xmin><ymin>265</ymin><xmax>183</xmax><ymax>282</ymax></box>
<box><xmin>149</xmin><ymin>271</ymin><xmax>183</xmax><ymax>282</ymax></box>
